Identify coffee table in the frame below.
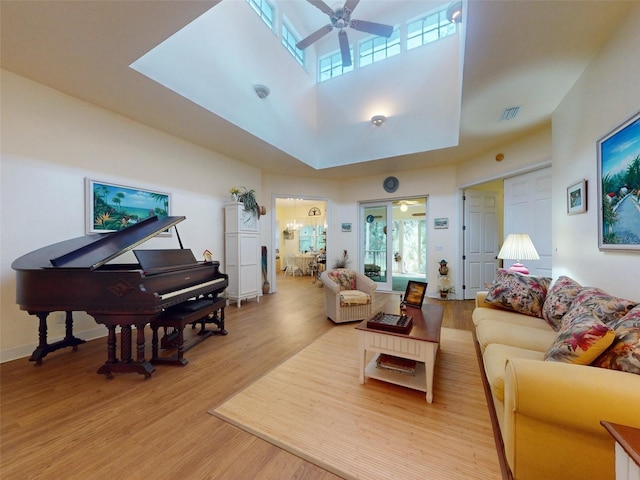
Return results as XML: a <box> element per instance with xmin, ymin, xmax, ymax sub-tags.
<box><xmin>355</xmin><ymin>302</ymin><xmax>444</xmax><ymax>403</ymax></box>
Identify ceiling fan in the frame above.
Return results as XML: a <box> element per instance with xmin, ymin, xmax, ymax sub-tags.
<box><xmin>296</xmin><ymin>0</ymin><xmax>394</xmax><ymax>67</ymax></box>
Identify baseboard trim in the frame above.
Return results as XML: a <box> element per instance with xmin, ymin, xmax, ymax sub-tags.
<box><xmin>0</xmin><ymin>326</ymin><xmax>106</xmax><ymax>363</ymax></box>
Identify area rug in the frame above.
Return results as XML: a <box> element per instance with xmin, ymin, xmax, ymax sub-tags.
<box><xmin>209</xmin><ymin>326</ymin><xmax>500</xmax><ymax>480</ymax></box>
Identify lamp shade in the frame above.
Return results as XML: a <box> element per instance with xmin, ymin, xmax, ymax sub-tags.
<box><xmin>497</xmin><ymin>234</ymin><xmax>539</xmax><ymax>274</ymax></box>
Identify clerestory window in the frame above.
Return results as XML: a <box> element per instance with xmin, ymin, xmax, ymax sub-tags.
<box><xmin>318</xmin><ymin>50</ymin><xmax>354</xmax><ymax>82</ymax></box>
<box><xmin>247</xmin><ymin>0</ymin><xmax>274</xmax><ymax>31</ymax></box>
<box><xmin>282</xmin><ymin>22</ymin><xmax>305</xmax><ymax>66</ymax></box>
<box><xmin>359</xmin><ymin>27</ymin><xmax>401</xmax><ymax>67</ymax></box>
<box><xmin>407</xmin><ymin>8</ymin><xmax>457</xmax><ymax>51</ymax></box>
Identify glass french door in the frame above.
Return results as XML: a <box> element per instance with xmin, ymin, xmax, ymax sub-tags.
<box><xmin>361</xmin><ymin>202</ymin><xmax>393</xmax><ymax>291</ymax></box>
<box><xmin>361</xmin><ymin>199</ymin><xmax>428</xmax><ymax>293</ymax></box>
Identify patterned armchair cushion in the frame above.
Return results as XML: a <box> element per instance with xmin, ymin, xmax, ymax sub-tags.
<box><xmin>562</xmin><ymin>287</ymin><xmax>637</xmax><ymax>326</ymax></box>
<box><xmin>542</xmin><ymin>276</ymin><xmax>583</xmax><ymax>331</ymax></box>
<box><xmin>340</xmin><ymin>290</ymin><xmax>371</xmax><ymax>306</ymax></box>
<box><xmin>484</xmin><ymin>269</ymin><xmax>552</xmax><ymax>318</ymax></box>
<box><xmin>593</xmin><ymin>305</ymin><xmax>640</xmax><ymax>375</ymax></box>
<box><xmin>544</xmin><ymin>310</ymin><xmax>615</xmax><ymax>365</ymax></box>
<box><xmin>328</xmin><ymin>269</ymin><xmax>356</xmax><ymax>290</ymax></box>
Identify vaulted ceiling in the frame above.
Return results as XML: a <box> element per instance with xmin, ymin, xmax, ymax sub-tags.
<box><xmin>1</xmin><ymin>0</ymin><xmax>632</xmax><ymax>179</ymax></box>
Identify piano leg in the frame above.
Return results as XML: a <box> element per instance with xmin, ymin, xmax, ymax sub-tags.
<box><xmin>29</xmin><ymin>311</ymin><xmax>86</xmax><ymax>365</ymax></box>
<box><xmin>94</xmin><ymin>320</ymin><xmax>155</xmax><ymax>379</ymax></box>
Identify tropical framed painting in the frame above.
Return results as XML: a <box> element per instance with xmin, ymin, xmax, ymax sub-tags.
<box><xmin>597</xmin><ymin>111</ymin><xmax>640</xmax><ymax>250</ymax></box>
<box><xmin>86</xmin><ymin>178</ymin><xmax>171</xmax><ymax>234</ymax></box>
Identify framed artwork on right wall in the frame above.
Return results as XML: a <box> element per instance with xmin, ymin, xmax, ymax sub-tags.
<box><xmin>597</xmin><ymin>110</ymin><xmax>640</xmax><ymax>251</ymax></box>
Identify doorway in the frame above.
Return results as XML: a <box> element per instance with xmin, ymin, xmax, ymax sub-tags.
<box><xmin>360</xmin><ymin>198</ymin><xmax>427</xmax><ymax>292</ymax></box>
<box><xmin>273</xmin><ymin>197</ymin><xmax>328</xmax><ymax>292</ymax></box>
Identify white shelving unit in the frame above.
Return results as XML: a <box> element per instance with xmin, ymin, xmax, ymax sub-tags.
<box><xmin>224</xmin><ymin>202</ymin><xmax>260</xmax><ymax>308</ymax></box>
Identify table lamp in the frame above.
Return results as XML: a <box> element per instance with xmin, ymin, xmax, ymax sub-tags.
<box><xmin>497</xmin><ymin>233</ymin><xmax>539</xmax><ymax>274</ymax></box>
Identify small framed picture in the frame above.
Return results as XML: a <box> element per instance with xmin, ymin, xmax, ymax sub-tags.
<box><xmin>567</xmin><ymin>180</ymin><xmax>587</xmax><ymax>215</ymax></box>
<box><xmin>341</xmin><ymin>223</ymin><xmax>352</xmax><ymax>232</ymax></box>
<box><xmin>434</xmin><ymin>218</ymin><xmax>448</xmax><ymax>229</ymax></box>
<box><xmin>403</xmin><ymin>281</ymin><xmax>427</xmax><ymax>308</ymax></box>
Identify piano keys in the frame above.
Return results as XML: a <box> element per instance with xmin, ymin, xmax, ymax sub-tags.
<box><xmin>12</xmin><ymin>215</ymin><xmax>228</xmax><ymax>378</ymax></box>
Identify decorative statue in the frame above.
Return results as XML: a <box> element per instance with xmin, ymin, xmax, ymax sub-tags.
<box><xmin>438</xmin><ymin>259</ymin><xmax>449</xmax><ymax>276</ymax></box>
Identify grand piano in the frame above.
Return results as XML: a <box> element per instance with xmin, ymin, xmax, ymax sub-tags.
<box><xmin>12</xmin><ymin>215</ymin><xmax>228</xmax><ymax>378</ymax></box>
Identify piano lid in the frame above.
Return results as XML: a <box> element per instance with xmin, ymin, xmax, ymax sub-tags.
<box><xmin>46</xmin><ymin>215</ymin><xmax>186</xmax><ymax>270</ymax></box>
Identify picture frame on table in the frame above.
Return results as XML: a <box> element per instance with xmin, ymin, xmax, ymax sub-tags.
<box><xmin>567</xmin><ymin>180</ymin><xmax>587</xmax><ymax>215</ymax></box>
<box><xmin>85</xmin><ymin>178</ymin><xmax>171</xmax><ymax>234</ymax></box>
<box><xmin>596</xmin><ymin>111</ymin><xmax>640</xmax><ymax>251</ymax></box>
<box><xmin>403</xmin><ymin>281</ymin><xmax>427</xmax><ymax>308</ymax></box>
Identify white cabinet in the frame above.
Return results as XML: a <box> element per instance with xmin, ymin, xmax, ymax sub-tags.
<box><xmin>224</xmin><ymin>202</ymin><xmax>260</xmax><ymax>307</ymax></box>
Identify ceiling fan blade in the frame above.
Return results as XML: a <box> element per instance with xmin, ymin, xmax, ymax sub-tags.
<box><xmin>349</xmin><ymin>19</ymin><xmax>394</xmax><ymax>38</ymax></box>
<box><xmin>307</xmin><ymin>0</ymin><xmax>334</xmax><ymax>16</ymax></box>
<box><xmin>338</xmin><ymin>29</ymin><xmax>352</xmax><ymax>67</ymax></box>
<box><xmin>343</xmin><ymin>0</ymin><xmax>361</xmax><ymax>14</ymax></box>
<box><xmin>296</xmin><ymin>24</ymin><xmax>333</xmax><ymax>50</ymax></box>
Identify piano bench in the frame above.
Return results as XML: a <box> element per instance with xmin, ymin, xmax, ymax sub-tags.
<box><xmin>150</xmin><ymin>297</ymin><xmax>227</xmax><ymax>366</ymax></box>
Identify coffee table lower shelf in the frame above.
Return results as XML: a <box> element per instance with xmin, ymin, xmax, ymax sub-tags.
<box><xmin>364</xmin><ymin>353</ymin><xmax>427</xmax><ymax>392</ymax></box>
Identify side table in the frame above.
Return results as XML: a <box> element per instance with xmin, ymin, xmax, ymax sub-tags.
<box><xmin>601</xmin><ymin>421</ymin><xmax>640</xmax><ymax>480</ymax></box>
<box><xmin>355</xmin><ymin>303</ymin><xmax>443</xmax><ymax>403</ymax></box>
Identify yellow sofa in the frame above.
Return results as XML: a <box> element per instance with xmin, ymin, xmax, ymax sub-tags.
<box><xmin>474</xmin><ymin>291</ymin><xmax>640</xmax><ymax>480</ymax></box>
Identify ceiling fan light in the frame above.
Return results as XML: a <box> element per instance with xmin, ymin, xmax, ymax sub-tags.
<box><xmin>400</xmin><ymin>203</ymin><xmax>408</xmax><ymax>212</ymax></box>
<box><xmin>371</xmin><ymin>115</ymin><xmax>386</xmax><ymax>126</ymax></box>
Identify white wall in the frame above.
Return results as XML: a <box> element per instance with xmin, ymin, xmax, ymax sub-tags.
<box><xmin>0</xmin><ymin>70</ymin><xmax>261</xmax><ymax>361</ymax></box>
<box><xmin>551</xmin><ymin>3</ymin><xmax>640</xmax><ymax>301</ymax></box>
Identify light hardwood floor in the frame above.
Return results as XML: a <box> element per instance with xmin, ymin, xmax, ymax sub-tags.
<box><xmin>0</xmin><ymin>274</ymin><xmax>476</xmax><ymax>479</ymax></box>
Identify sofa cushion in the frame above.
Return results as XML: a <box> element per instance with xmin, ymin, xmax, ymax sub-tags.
<box><xmin>563</xmin><ymin>287</ymin><xmax>637</xmax><ymax>326</ymax></box>
<box><xmin>542</xmin><ymin>276</ymin><xmax>583</xmax><ymax>331</ymax></box>
<box><xmin>484</xmin><ymin>269</ymin><xmax>552</xmax><ymax>318</ymax></box>
<box><xmin>593</xmin><ymin>305</ymin><xmax>640</xmax><ymax>375</ymax></box>
<box><xmin>328</xmin><ymin>269</ymin><xmax>356</xmax><ymax>290</ymax></box>
<box><xmin>477</xmin><ymin>320</ymin><xmax>556</xmax><ymax>353</ymax></box>
<box><xmin>483</xmin><ymin>343</ymin><xmax>544</xmax><ymax>402</ymax></box>
<box><xmin>473</xmin><ymin>306</ymin><xmax>553</xmax><ymax>330</ymax></box>
<box><xmin>544</xmin><ymin>310</ymin><xmax>615</xmax><ymax>365</ymax></box>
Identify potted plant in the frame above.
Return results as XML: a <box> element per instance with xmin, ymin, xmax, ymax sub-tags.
<box><xmin>230</xmin><ymin>186</ymin><xmax>260</xmax><ymax>218</ymax></box>
<box><xmin>333</xmin><ymin>250</ymin><xmax>350</xmax><ymax>269</ymax></box>
<box><xmin>437</xmin><ymin>276</ymin><xmax>455</xmax><ymax>300</ymax></box>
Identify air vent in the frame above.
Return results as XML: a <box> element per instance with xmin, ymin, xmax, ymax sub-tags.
<box><xmin>500</xmin><ymin>106</ymin><xmax>521</xmax><ymax>121</ymax></box>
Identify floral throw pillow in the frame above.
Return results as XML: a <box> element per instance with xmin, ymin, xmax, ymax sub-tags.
<box><xmin>328</xmin><ymin>269</ymin><xmax>356</xmax><ymax>290</ymax></box>
<box><xmin>484</xmin><ymin>269</ymin><xmax>552</xmax><ymax>318</ymax></box>
<box><xmin>593</xmin><ymin>305</ymin><xmax>640</xmax><ymax>375</ymax></box>
<box><xmin>562</xmin><ymin>287</ymin><xmax>637</xmax><ymax>326</ymax></box>
<box><xmin>545</xmin><ymin>310</ymin><xmax>615</xmax><ymax>365</ymax></box>
<box><xmin>542</xmin><ymin>276</ymin><xmax>583</xmax><ymax>331</ymax></box>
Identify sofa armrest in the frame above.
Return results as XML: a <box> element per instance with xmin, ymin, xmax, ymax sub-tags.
<box><xmin>503</xmin><ymin>358</ymin><xmax>640</xmax><ymax>479</ymax></box>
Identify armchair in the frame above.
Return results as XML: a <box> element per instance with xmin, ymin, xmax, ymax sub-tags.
<box><xmin>320</xmin><ymin>268</ymin><xmax>377</xmax><ymax>324</ymax></box>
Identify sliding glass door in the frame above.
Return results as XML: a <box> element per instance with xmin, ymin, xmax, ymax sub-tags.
<box><xmin>360</xmin><ymin>198</ymin><xmax>427</xmax><ymax>292</ymax></box>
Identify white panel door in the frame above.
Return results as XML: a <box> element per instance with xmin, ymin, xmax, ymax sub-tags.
<box><xmin>503</xmin><ymin>167</ymin><xmax>552</xmax><ymax>277</ymax></box>
<box><xmin>463</xmin><ymin>190</ymin><xmax>498</xmax><ymax>299</ymax></box>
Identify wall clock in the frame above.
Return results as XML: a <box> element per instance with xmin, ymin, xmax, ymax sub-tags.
<box><xmin>383</xmin><ymin>176</ymin><xmax>399</xmax><ymax>193</ymax></box>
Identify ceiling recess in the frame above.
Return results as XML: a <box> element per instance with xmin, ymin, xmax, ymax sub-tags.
<box><xmin>500</xmin><ymin>106</ymin><xmax>521</xmax><ymax>121</ymax></box>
